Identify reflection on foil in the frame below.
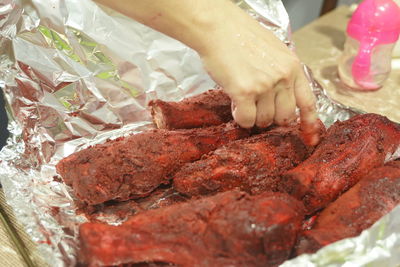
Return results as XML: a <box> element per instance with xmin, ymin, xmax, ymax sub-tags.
<box><xmin>233</xmin><ymin>0</ymin><xmax>292</xmax><ymax>47</ymax></box>
<box><xmin>303</xmin><ymin>64</ymin><xmax>361</xmax><ymax>127</ymax></box>
<box><xmin>282</xmin><ymin>205</ymin><xmax>400</xmax><ymax>267</ymax></box>
<box><xmin>0</xmin><ymin>0</ymin><xmax>398</xmax><ymax>266</ymax></box>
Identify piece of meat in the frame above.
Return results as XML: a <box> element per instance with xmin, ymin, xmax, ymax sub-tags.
<box><xmin>79</xmin><ymin>191</ymin><xmax>304</xmax><ymax>267</ymax></box>
<box><xmin>279</xmin><ymin>113</ymin><xmax>400</xmax><ymax>215</ymax></box>
<box><xmin>127</xmin><ymin>263</ymin><xmax>177</xmax><ymax>267</ymax></box>
<box><xmin>134</xmin><ymin>186</ymin><xmax>188</xmax><ymax>211</ymax></box>
<box><xmin>173</xmin><ymin>123</ymin><xmax>323</xmax><ymax>197</ymax></box>
<box><xmin>148</xmin><ymin>89</ymin><xmax>232</xmax><ymax>129</ymax></box>
<box><xmin>56</xmin><ymin>122</ymin><xmax>249</xmax><ymax>206</ymax></box>
<box><xmin>296</xmin><ymin>161</ymin><xmax>400</xmax><ymax>255</ymax></box>
<box><xmin>83</xmin><ymin>186</ymin><xmax>188</xmax><ymax>223</ymax></box>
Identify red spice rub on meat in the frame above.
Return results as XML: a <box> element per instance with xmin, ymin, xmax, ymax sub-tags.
<box><xmin>296</xmin><ymin>161</ymin><xmax>400</xmax><ymax>255</ymax></box>
<box><xmin>79</xmin><ymin>191</ymin><xmax>304</xmax><ymax>267</ymax></box>
<box><xmin>83</xmin><ymin>186</ymin><xmax>188</xmax><ymax>223</ymax></box>
<box><xmin>173</xmin><ymin>123</ymin><xmax>323</xmax><ymax>197</ymax></box>
<box><xmin>279</xmin><ymin>113</ymin><xmax>400</xmax><ymax>215</ymax></box>
<box><xmin>149</xmin><ymin>89</ymin><xmax>232</xmax><ymax>129</ymax></box>
<box><xmin>56</xmin><ymin>122</ymin><xmax>249</xmax><ymax>206</ymax></box>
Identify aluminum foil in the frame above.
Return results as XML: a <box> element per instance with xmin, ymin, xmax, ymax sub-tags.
<box><xmin>0</xmin><ymin>0</ymin><xmax>398</xmax><ymax>266</ymax></box>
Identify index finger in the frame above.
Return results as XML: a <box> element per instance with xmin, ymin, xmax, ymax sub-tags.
<box><xmin>294</xmin><ymin>69</ymin><xmax>320</xmax><ymax>146</ymax></box>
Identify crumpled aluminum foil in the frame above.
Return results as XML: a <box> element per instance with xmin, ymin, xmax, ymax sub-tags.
<box><xmin>0</xmin><ymin>0</ymin><xmax>398</xmax><ymax>266</ymax></box>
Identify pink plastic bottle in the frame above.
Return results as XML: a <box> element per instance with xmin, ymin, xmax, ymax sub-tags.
<box><xmin>338</xmin><ymin>0</ymin><xmax>400</xmax><ymax>91</ymax></box>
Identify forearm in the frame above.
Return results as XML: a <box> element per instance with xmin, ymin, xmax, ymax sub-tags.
<box><xmin>94</xmin><ymin>0</ymin><xmax>320</xmax><ymax>141</ymax></box>
<box><xmin>93</xmin><ymin>0</ymin><xmax>237</xmax><ymax>55</ymax></box>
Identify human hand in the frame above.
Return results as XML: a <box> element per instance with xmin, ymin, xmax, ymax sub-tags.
<box><xmin>197</xmin><ymin>3</ymin><xmax>320</xmax><ymax>144</ymax></box>
<box><xmin>93</xmin><ymin>0</ymin><xmax>320</xmax><ymax>145</ymax></box>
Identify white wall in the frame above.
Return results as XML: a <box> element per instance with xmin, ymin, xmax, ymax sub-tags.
<box><xmin>283</xmin><ymin>0</ymin><xmax>360</xmax><ymax>31</ymax></box>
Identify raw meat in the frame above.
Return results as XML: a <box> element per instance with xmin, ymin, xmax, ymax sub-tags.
<box><xmin>79</xmin><ymin>191</ymin><xmax>304</xmax><ymax>267</ymax></box>
<box><xmin>279</xmin><ymin>113</ymin><xmax>400</xmax><ymax>214</ymax></box>
<box><xmin>56</xmin><ymin>122</ymin><xmax>249</xmax><ymax>205</ymax></box>
<box><xmin>149</xmin><ymin>89</ymin><xmax>232</xmax><ymax>129</ymax></box>
<box><xmin>296</xmin><ymin>161</ymin><xmax>400</xmax><ymax>255</ymax></box>
<box><xmin>173</xmin><ymin>123</ymin><xmax>321</xmax><ymax>197</ymax></box>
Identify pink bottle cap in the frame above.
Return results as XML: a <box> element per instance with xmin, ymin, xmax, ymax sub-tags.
<box><xmin>347</xmin><ymin>0</ymin><xmax>400</xmax><ymax>89</ymax></box>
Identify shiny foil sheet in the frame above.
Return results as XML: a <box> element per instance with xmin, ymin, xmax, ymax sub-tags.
<box><xmin>0</xmin><ymin>0</ymin><xmax>398</xmax><ymax>266</ymax></box>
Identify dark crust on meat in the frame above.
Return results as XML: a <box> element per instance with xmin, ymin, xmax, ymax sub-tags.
<box><xmin>56</xmin><ymin>123</ymin><xmax>249</xmax><ymax>206</ymax></box>
<box><xmin>296</xmin><ymin>161</ymin><xmax>400</xmax><ymax>255</ymax></box>
<box><xmin>79</xmin><ymin>191</ymin><xmax>304</xmax><ymax>267</ymax></box>
<box><xmin>173</xmin><ymin>123</ymin><xmax>321</xmax><ymax>197</ymax></box>
<box><xmin>279</xmin><ymin>114</ymin><xmax>400</xmax><ymax>214</ymax></box>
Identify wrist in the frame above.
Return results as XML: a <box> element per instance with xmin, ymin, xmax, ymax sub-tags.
<box><xmin>165</xmin><ymin>1</ymin><xmax>237</xmax><ymax>56</ymax></box>
<box><xmin>93</xmin><ymin>0</ymin><xmax>241</xmax><ymax>56</ymax></box>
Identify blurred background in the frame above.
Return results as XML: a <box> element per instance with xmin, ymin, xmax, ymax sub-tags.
<box><xmin>283</xmin><ymin>0</ymin><xmax>359</xmax><ymax>31</ymax></box>
<box><xmin>0</xmin><ymin>91</ymin><xmax>7</xmax><ymax>150</ymax></box>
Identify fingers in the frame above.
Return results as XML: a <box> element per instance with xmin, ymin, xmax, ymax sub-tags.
<box><xmin>230</xmin><ymin>78</ymin><xmax>296</xmax><ymax>129</ymax></box>
<box><xmin>274</xmin><ymin>83</ymin><xmax>296</xmax><ymax>126</ymax></box>
<box><xmin>255</xmin><ymin>90</ymin><xmax>275</xmax><ymax>128</ymax></box>
<box><xmin>231</xmin><ymin>96</ymin><xmax>257</xmax><ymax>128</ymax></box>
<box><xmin>294</xmin><ymin>70</ymin><xmax>320</xmax><ymax>146</ymax></box>
<box><xmin>228</xmin><ymin>67</ymin><xmax>319</xmax><ymax>136</ymax></box>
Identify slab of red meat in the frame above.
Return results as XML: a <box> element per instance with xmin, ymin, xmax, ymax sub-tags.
<box><xmin>173</xmin><ymin>123</ymin><xmax>323</xmax><ymax>197</ymax></box>
<box><xmin>296</xmin><ymin>161</ymin><xmax>400</xmax><ymax>255</ymax></box>
<box><xmin>56</xmin><ymin>122</ymin><xmax>249</xmax><ymax>205</ymax></box>
<box><xmin>279</xmin><ymin>113</ymin><xmax>400</xmax><ymax>215</ymax></box>
<box><xmin>85</xmin><ymin>186</ymin><xmax>188</xmax><ymax>223</ymax></box>
<box><xmin>79</xmin><ymin>191</ymin><xmax>304</xmax><ymax>267</ymax></box>
<box><xmin>148</xmin><ymin>89</ymin><xmax>232</xmax><ymax>129</ymax></box>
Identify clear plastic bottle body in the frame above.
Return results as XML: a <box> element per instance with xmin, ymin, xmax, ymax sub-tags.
<box><xmin>338</xmin><ymin>36</ymin><xmax>395</xmax><ymax>91</ymax></box>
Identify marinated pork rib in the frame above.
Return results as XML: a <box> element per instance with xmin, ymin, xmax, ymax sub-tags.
<box><xmin>149</xmin><ymin>89</ymin><xmax>232</xmax><ymax>129</ymax></box>
<box><xmin>85</xmin><ymin>186</ymin><xmax>188</xmax><ymax>223</ymax></box>
<box><xmin>296</xmin><ymin>161</ymin><xmax>400</xmax><ymax>255</ymax></box>
<box><xmin>56</xmin><ymin>123</ymin><xmax>249</xmax><ymax>205</ymax></box>
<box><xmin>173</xmin><ymin>123</ymin><xmax>322</xmax><ymax>197</ymax></box>
<box><xmin>279</xmin><ymin>113</ymin><xmax>400</xmax><ymax>215</ymax></box>
<box><xmin>79</xmin><ymin>191</ymin><xmax>305</xmax><ymax>267</ymax></box>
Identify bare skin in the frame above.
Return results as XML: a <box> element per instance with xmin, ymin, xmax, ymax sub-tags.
<box><xmin>94</xmin><ymin>0</ymin><xmax>320</xmax><ymax>145</ymax></box>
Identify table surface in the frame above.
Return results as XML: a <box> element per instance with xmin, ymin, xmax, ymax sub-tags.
<box><xmin>0</xmin><ymin>5</ymin><xmax>380</xmax><ymax>267</ymax></box>
<box><xmin>293</xmin><ymin>6</ymin><xmax>400</xmax><ymax>123</ymax></box>
<box><xmin>0</xmin><ymin>192</ymin><xmax>27</xmax><ymax>267</ymax></box>
<box><xmin>0</xmin><ymin>189</ymin><xmax>48</xmax><ymax>267</ymax></box>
